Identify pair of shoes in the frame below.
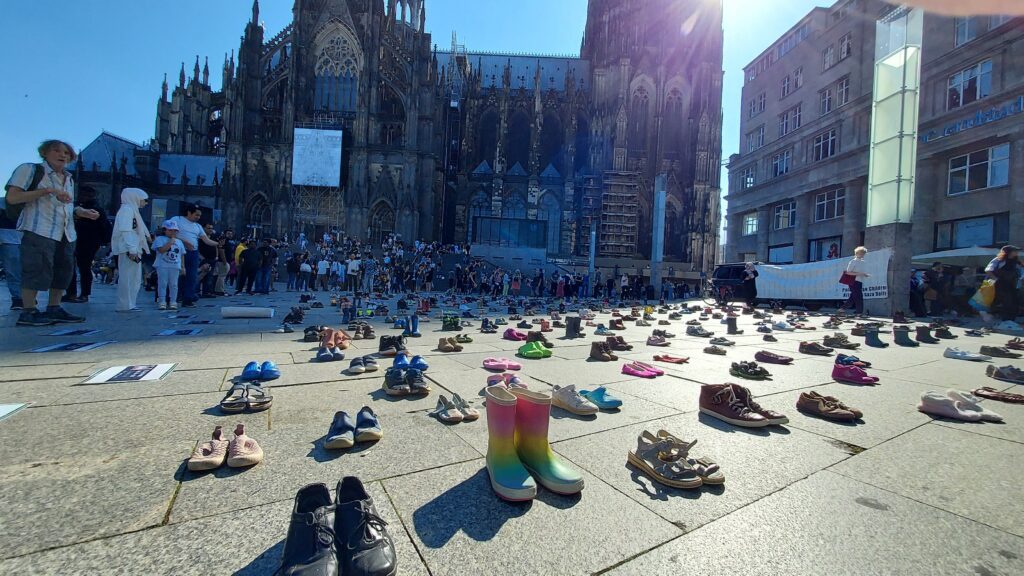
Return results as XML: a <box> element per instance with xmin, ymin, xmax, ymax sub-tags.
<box><xmin>646</xmin><ymin>335</ymin><xmax>670</xmax><ymax>346</ymax></box>
<box><xmin>347</xmin><ymin>356</ymin><xmax>379</xmax><ymax>374</ymax></box>
<box><xmin>944</xmin><ymin>347</ymin><xmax>991</xmax><ymax>362</ymax></box>
<box><xmin>482</xmin><ymin>357</ymin><xmax>522</xmax><ymax>371</ymax></box>
<box><xmin>653</xmin><ymin>354</ymin><xmax>689</xmax><ymax>364</ymax></box>
<box><xmin>219</xmin><ymin>382</ymin><xmax>274</xmax><ymax>412</ymax></box>
<box><xmin>16</xmin><ymin>310</ymin><xmax>57</xmax><ymax>326</ymax></box>
<box><xmin>187</xmin><ymin>424</ymin><xmax>263</xmax><ymax>470</ymax></box>
<box><xmin>551</xmin><ymin>384</ymin><xmax>600</xmax><ymax>414</ymax></box>
<box><xmin>823</xmin><ymin>333</ymin><xmax>860</xmax><ymax>350</ymax></box>
<box><xmin>606</xmin><ymin>335</ymin><xmax>632</xmax><ymax>351</ymax></box>
<box><xmin>622</xmin><ymin>361</ymin><xmax>663</xmax><ymax>378</ymax></box>
<box><xmin>485</xmin><ymin>386</ymin><xmax>584</xmax><ymax>501</ymax></box>
<box><xmin>699</xmin><ymin>383</ymin><xmax>788</xmax><ymax>427</ymax></box>
<box><xmin>382</xmin><ymin>366</ymin><xmax>431</xmax><ymax>396</ymax></box>
<box><xmin>518</xmin><ymin>341</ymin><xmax>552</xmax><ymax>359</ymax></box>
<box><xmin>317</xmin><ymin>346</ymin><xmax>346</xmax><ymax>362</ymax></box>
<box><xmin>918</xmin><ymin>390</ymin><xmax>1004</xmax><ymax>422</ymax></box>
<box><xmin>687</xmin><ymin>325</ymin><xmax>713</xmax><ymax>338</ymax></box>
<box><xmin>797</xmin><ymin>391</ymin><xmax>862</xmax><ymax>421</ymax></box>
<box><xmin>276</xmin><ymin>477</ymin><xmax>398</xmax><ymax>576</ymax></box>
<box><xmin>590</xmin><ymin>341</ymin><xmax>619</xmax><ymax>361</ymax></box>
<box><xmin>832</xmin><ymin>363</ymin><xmax>880</xmax><ymax>385</ymax></box>
<box><xmin>652</xmin><ymin>328</ymin><xmax>675</xmax><ymax>338</ymax></box>
<box><xmin>325</xmin><ymin>407</ymin><xmax>382</xmax><ymax>448</ymax></box>
<box><xmin>437</xmin><ymin>337</ymin><xmax>464</xmax><ymax>352</ymax></box>
<box><xmin>628</xmin><ymin>430</ymin><xmax>724</xmax><ymax>489</ymax></box>
<box><xmin>393</xmin><ymin>354</ymin><xmax>428</xmax><ymax>371</ymax></box>
<box><xmin>241</xmin><ymin>360</ymin><xmax>281</xmax><ymax>380</ymax></box>
<box><xmin>526</xmin><ymin>331</ymin><xmax>554</xmax><ymax>348</ymax></box>
<box><xmin>486</xmin><ymin>372</ymin><xmax>528</xmax><ymax>389</ymax></box>
<box><xmin>980</xmin><ymin>345</ymin><xmax>1023</xmax><ymax>359</ymax></box>
<box><xmin>594</xmin><ymin>323</ymin><xmax>611</xmax><ymax>335</ymax></box>
<box><xmin>480</xmin><ymin>319</ymin><xmax>498</xmax><ymax>333</ymax></box>
<box><xmin>377</xmin><ymin>335</ymin><xmax>408</xmax><ymax>356</ymax></box>
<box><xmin>730</xmin><ymin>361</ymin><xmax>771</xmax><ymax>380</ymax></box>
<box><xmin>454</xmin><ymin>333</ymin><xmax>473</xmax><ymax>343</ymax></box>
<box><xmin>433</xmin><ymin>394</ymin><xmax>480</xmax><ymax>422</ymax></box>
<box><xmin>609</xmin><ymin>318</ymin><xmax>626</xmax><ymax>330</ymax></box>
<box><xmin>754</xmin><ymin>350</ymin><xmax>793</xmax><ymax>364</ymax></box>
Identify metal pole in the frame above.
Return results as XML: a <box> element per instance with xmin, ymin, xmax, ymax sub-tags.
<box><xmin>588</xmin><ymin>220</ymin><xmax>596</xmax><ymax>296</ymax></box>
<box><xmin>651</xmin><ymin>174</ymin><xmax>667</xmax><ymax>290</ymax></box>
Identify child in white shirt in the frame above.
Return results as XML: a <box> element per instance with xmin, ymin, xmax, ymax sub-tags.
<box><xmin>152</xmin><ymin>219</ymin><xmax>185</xmax><ymax>310</ymax></box>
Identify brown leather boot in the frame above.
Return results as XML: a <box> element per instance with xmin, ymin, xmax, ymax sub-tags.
<box><xmin>601</xmin><ymin>342</ymin><xmax>619</xmax><ymax>361</ymax></box>
<box><xmin>590</xmin><ymin>341</ymin><xmax>611</xmax><ymax>361</ymax></box>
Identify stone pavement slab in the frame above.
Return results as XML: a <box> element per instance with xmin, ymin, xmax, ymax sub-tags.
<box><xmin>606</xmin><ymin>470</ymin><xmax>1024</xmax><ymax>576</ymax></box>
<box><xmin>832</xmin><ymin>423</ymin><xmax>1024</xmax><ymax>537</ymax></box>
<box><xmin>553</xmin><ymin>413</ymin><xmax>852</xmax><ymax>530</ymax></box>
<box><xmin>382</xmin><ymin>458</ymin><xmax>682</xmax><ymax>576</ymax></box>
<box><xmin>0</xmin><ymin>367</ymin><xmax>228</xmax><ymax>407</ymax></box>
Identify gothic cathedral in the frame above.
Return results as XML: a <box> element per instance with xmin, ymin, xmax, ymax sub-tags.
<box><xmin>154</xmin><ymin>0</ymin><xmax>723</xmax><ymax>267</ymax></box>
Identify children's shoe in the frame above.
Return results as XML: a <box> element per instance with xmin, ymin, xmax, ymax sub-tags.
<box><xmin>410</xmin><ymin>355</ymin><xmax>429</xmax><ymax>371</ymax></box>
<box><xmin>331</xmin><ymin>347</ymin><xmax>345</xmax><ymax>362</ymax></box>
<box><xmin>348</xmin><ymin>357</ymin><xmax>366</xmax><ymax>374</ymax></box>
<box><xmin>433</xmin><ymin>395</ymin><xmax>464</xmax><ymax>423</ymax></box>
<box><xmin>579</xmin><ymin>386</ymin><xmax>623</xmax><ymax>410</ymax></box>
<box><xmin>187</xmin><ymin>426</ymin><xmax>229</xmax><ymax>471</ymax></box>
<box><xmin>405</xmin><ymin>368</ymin><xmax>431</xmax><ymax>394</ymax></box>
<box><xmin>316</xmin><ymin>347</ymin><xmax>335</xmax><ymax>362</ymax></box>
<box><xmin>551</xmin><ymin>384</ymin><xmax>599</xmax><ymax>415</ymax></box>
<box><xmin>382</xmin><ymin>368</ymin><xmax>410</xmax><ymax>396</ymax></box>
<box><xmin>622</xmin><ymin>362</ymin><xmax>658</xmax><ymax>378</ymax></box>
<box><xmin>452</xmin><ymin>393</ymin><xmax>480</xmax><ymax>421</ymax></box>
<box><xmin>354</xmin><ymin>406</ymin><xmax>383</xmax><ymax>441</ymax></box>
<box><xmin>226</xmin><ymin>424</ymin><xmax>264</xmax><ymax>468</ymax></box>
<box><xmin>325</xmin><ymin>411</ymin><xmax>356</xmax><ymax>449</ymax></box>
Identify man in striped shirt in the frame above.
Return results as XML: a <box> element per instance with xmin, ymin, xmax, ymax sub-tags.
<box><xmin>4</xmin><ymin>140</ymin><xmax>100</xmax><ymax>326</ymax></box>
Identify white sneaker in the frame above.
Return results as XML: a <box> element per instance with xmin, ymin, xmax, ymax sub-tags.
<box><xmin>551</xmin><ymin>384</ymin><xmax>599</xmax><ymax>415</ymax></box>
<box><xmin>773</xmin><ymin>321</ymin><xmax>794</xmax><ymax>331</ymax></box>
<box><xmin>995</xmin><ymin>320</ymin><xmax>1023</xmax><ymax>332</ymax></box>
<box><xmin>918</xmin><ymin>391</ymin><xmax>982</xmax><ymax>421</ymax></box>
<box><xmin>169</xmin><ymin>303</ymin><xmax>178</xmax><ymax>310</ymax></box>
<box><xmin>158</xmin><ymin>302</ymin><xmax>167</xmax><ymax>310</ymax></box>
<box><xmin>943</xmin><ymin>347</ymin><xmax>992</xmax><ymax>362</ymax></box>
<box><xmin>946</xmin><ymin>390</ymin><xmax>1004</xmax><ymax>422</ymax></box>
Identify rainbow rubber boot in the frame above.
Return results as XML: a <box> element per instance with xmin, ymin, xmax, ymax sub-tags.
<box><xmin>484</xmin><ymin>386</ymin><xmax>537</xmax><ymax>501</ymax></box>
<box><xmin>510</xmin><ymin>388</ymin><xmax>584</xmax><ymax>495</ymax></box>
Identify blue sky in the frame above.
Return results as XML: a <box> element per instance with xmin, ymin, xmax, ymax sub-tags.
<box><xmin>0</xmin><ymin>0</ymin><xmax>822</xmax><ymax>202</ymax></box>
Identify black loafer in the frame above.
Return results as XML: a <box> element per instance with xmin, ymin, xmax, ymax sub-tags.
<box><xmin>277</xmin><ymin>483</ymin><xmax>339</xmax><ymax>576</ymax></box>
<box><xmin>335</xmin><ymin>477</ymin><xmax>397</xmax><ymax>576</ymax></box>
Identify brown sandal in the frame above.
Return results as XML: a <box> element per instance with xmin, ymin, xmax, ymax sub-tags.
<box><xmin>971</xmin><ymin>386</ymin><xmax>1024</xmax><ymax>403</ymax></box>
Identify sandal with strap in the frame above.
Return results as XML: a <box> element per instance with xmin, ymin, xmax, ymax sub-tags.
<box><xmin>971</xmin><ymin>385</ymin><xmax>1024</xmax><ymax>403</ymax></box>
<box><xmin>220</xmin><ymin>383</ymin><xmax>249</xmax><ymax>413</ymax></box>
<box><xmin>626</xmin><ymin>431</ymin><xmax>703</xmax><ymax>489</ymax></box>
<box><xmin>654</xmin><ymin>430</ymin><xmax>725</xmax><ymax>485</ymax></box>
<box><xmin>245</xmin><ymin>383</ymin><xmax>273</xmax><ymax>411</ymax></box>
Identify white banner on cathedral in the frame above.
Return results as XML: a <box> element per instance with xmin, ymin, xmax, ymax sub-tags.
<box><xmin>291</xmin><ymin>128</ymin><xmax>343</xmax><ymax>187</ymax></box>
<box><xmin>756</xmin><ymin>248</ymin><xmax>892</xmax><ymax>301</ymax></box>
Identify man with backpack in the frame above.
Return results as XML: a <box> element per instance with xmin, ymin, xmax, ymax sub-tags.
<box><xmin>4</xmin><ymin>140</ymin><xmax>100</xmax><ymax>326</ymax></box>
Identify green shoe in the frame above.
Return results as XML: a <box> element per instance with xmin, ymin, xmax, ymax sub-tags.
<box><xmin>518</xmin><ymin>341</ymin><xmax>546</xmax><ymax>359</ymax></box>
<box><xmin>455</xmin><ymin>333</ymin><xmax>473</xmax><ymax>343</ymax></box>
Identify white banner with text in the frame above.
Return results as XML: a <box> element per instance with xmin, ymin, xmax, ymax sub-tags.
<box><xmin>755</xmin><ymin>248</ymin><xmax>892</xmax><ymax>301</ymax></box>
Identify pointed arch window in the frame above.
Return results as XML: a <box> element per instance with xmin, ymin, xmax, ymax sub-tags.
<box><xmin>629</xmin><ymin>87</ymin><xmax>650</xmax><ymax>152</ymax></box>
<box><xmin>537</xmin><ymin>193</ymin><xmax>562</xmax><ymax>254</ymax></box>
<box><xmin>468</xmin><ymin>189</ymin><xmax>491</xmax><ymax>242</ymax></box>
<box><xmin>664</xmin><ymin>89</ymin><xmax>684</xmax><ymax>159</ymax></box>
<box><xmin>315</xmin><ymin>33</ymin><xmax>359</xmax><ymax>112</ymax></box>
<box><xmin>503</xmin><ymin>194</ymin><xmax>527</xmax><ymax>220</ymax></box>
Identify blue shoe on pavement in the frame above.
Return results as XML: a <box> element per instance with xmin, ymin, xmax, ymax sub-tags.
<box><xmin>331</xmin><ymin>347</ymin><xmax>345</xmax><ymax>362</ymax></box>
<box><xmin>316</xmin><ymin>347</ymin><xmax>334</xmax><ymax>362</ymax></box>
<box><xmin>259</xmin><ymin>360</ymin><xmax>281</xmax><ymax>380</ymax></box>
<box><xmin>410</xmin><ymin>355</ymin><xmax>429</xmax><ymax>371</ymax></box>
<box><xmin>324</xmin><ymin>411</ymin><xmax>356</xmax><ymax>449</ymax></box>
<box><xmin>579</xmin><ymin>386</ymin><xmax>623</xmax><ymax>410</ymax></box>
<box><xmin>354</xmin><ymin>406</ymin><xmax>383</xmax><ymax>442</ymax></box>
<box><xmin>393</xmin><ymin>354</ymin><xmax>411</xmax><ymax>368</ymax></box>
<box><xmin>595</xmin><ymin>324</ymin><xmax>611</xmax><ymax>336</ymax></box>
<box><xmin>241</xmin><ymin>361</ymin><xmax>262</xmax><ymax>380</ymax></box>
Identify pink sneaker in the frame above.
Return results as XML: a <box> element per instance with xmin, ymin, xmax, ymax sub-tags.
<box><xmin>622</xmin><ymin>362</ymin><xmax>658</xmax><ymax>378</ymax></box>
<box><xmin>832</xmin><ymin>364</ymin><xmax>880</xmax><ymax>385</ymax></box>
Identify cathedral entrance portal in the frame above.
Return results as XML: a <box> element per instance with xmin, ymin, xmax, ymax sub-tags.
<box><xmin>368</xmin><ymin>202</ymin><xmax>395</xmax><ymax>245</ymax></box>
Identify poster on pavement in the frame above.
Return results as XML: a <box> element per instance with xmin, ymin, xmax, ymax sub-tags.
<box><xmin>83</xmin><ymin>364</ymin><xmax>177</xmax><ymax>384</ymax></box>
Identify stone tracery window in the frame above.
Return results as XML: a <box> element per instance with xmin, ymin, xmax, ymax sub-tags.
<box><xmin>315</xmin><ymin>32</ymin><xmax>360</xmax><ymax>112</ymax></box>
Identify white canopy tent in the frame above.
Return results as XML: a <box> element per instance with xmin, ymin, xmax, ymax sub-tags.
<box><xmin>912</xmin><ymin>246</ymin><xmax>999</xmax><ymax>268</ymax></box>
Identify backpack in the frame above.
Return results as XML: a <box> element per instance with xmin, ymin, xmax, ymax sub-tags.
<box><xmin>0</xmin><ymin>164</ymin><xmax>45</xmax><ymax>229</ymax></box>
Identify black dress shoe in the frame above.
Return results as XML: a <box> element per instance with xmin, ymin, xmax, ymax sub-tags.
<box><xmin>335</xmin><ymin>476</ymin><xmax>397</xmax><ymax>576</ymax></box>
<box><xmin>276</xmin><ymin>483</ymin><xmax>339</xmax><ymax>576</ymax></box>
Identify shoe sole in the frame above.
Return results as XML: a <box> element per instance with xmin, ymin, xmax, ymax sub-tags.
<box><xmin>187</xmin><ymin>459</ymin><xmax>227</xmax><ymax>471</ymax></box>
<box><xmin>699</xmin><ymin>407</ymin><xmax>771</xmax><ymax>427</ymax></box>
<box><xmin>355</xmin><ymin>430</ymin><xmax>383</xmax><ymax>442</ymax></box>
<box><xmin>382</xmin><ymin>383</ymin><xmax>411</xmax><ymax>396</ymax></box>
<box><xmin>626</xmin><ymin>452</ymin><xmax>703</xmax><ymax>489</ymax></box>
<box><xmin>325</xmin><ymin>436</ymin><xmax>355</xmax><ymax>449</ymax></box>
<box><xmin>522</xmin><ymin>462</ymin><xmax>585</xmax><ymax>495</ymax></box>
<box><xmin>796</xmin><ymin>406</ymin><xmax>858</xmax><ymax>422</ymax></box>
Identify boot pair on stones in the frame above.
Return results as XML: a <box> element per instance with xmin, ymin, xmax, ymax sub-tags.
<box><xmin>484</xmin><ymin>386</ymin><xmax>584</xmax><ymax>501</ymax></box>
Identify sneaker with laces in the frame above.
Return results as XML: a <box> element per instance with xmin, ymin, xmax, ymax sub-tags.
<box><xmin>730</xmin><ymin>383</ymin><xmax>789</xmax><ymax>425</ymax></box>
<box><xmin>699</xmin><ymin>384</ymin><xmax>769</xmax><ymax>427</ymax></box>
<box><xmin>796</xmin><ymin>391</ymin><xmax>859</xmax><ymax>421</ymax></box>
<box><xmin>16</xmin><ymin>310</ymin><xmax>56</xmax><ymax>327</ymax></box>
<box><xmin>226</xmin><ymin>424</ymin><xmax>263</xmax><ymax>467</ymax></box>
<box><xmin>405</xmin><ymin>368</ymin><xmax>431</xmax><ymax>394</ymax></box>
<box><xmin>552</xmin><ymin>384</ymin><xmax>599</xmax><ymax>415</ymax></box>
<box><xmin>382</xmin><ymin>367</ymin><xmax>410</xmax><ymax>396</ymax></box>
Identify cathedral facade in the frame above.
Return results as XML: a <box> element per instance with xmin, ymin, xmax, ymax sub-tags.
<box><xmin>153</xmin><ymin>0</ymin><xmax>723</xmax><ymax>267</ymax></box>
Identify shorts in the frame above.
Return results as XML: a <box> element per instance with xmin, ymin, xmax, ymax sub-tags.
<box><xmin>20</xmin><ymin>231</ymin><xmax>75</xmax><ymax>291</ymax></box>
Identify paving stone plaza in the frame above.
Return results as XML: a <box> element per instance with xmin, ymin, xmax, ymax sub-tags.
<box><xmin>1</xmin><ymin>285</ymin><xmax>1023</xmax><ymax>575</ymax></box>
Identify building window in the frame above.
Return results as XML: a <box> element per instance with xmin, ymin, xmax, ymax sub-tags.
<box><xmin>815</xmin><ymin>188</ymin><xmax>846</xmax><ymax>221</ymax></box>
<box><xmin>746</xmin><ymin>67</ymin><xmax>756</xmax><ymax>82</ymax></box>
<box><xmin>748</xmin><ymin>92</ymin><xmax>766</xmax><ymax>118</ymax></box>
<box><xmin>934</xmin><ymin>213</ymin><xmax>1010</xmax><ymax>250</ymax></box>
<box><xmin>991</xmin><ymin>15</ymin><xmax>1013</xmax><ymax>29</ymax></box>
<box><xmin>794</xmin><ymin>67</ymin><xmax>804</xmax><ymax>89</ymax></box>
<box><xmin>819</xmin><ymin>88</ymin><xmax>834</xmax><ymax>115</ymax></box>
<box><xmin>746</xmin><ymin>125</ymin><xmax>765</xmax><ymax>152</ymax></box>
<box><xmin>947</xmin><ymin>143</ymin><xmax>1010</xmax><ymax>195</ymax></box>
<box><xmin>813</xmin><ymin>129</ymin><xmax>838</xmax><ymax>161</ymax></box>
<box><xmin>837</xmin><ymin>77</ymin><xmax>850</xmax><ymax>106</ymax></box>
<box><xmin>809</xmin><ymin>237</ymin><xmax>842</xmax><ymax>262</ymax></box>
<box><xmin>947</xmin><ymin>60</ymin><xmax>992</xmax><ymax>110</ymax></box>
<box><xmin>778</xmin><ymin>104</ymin><xmax>801</xmax><ymax>137</ymax></box>
<box><xmin>776</xmin><ymin>22</ymin><xmax>810</xmax><ymax>59</ymax></box>
<box><xmin>768</xmin><ymin>244</ymin><xmax>794</xmax><ymax>264</ymax></box>
<box><xmin>742</xmin><ymin>213</ymin><xmax>758</xmax><ymax>236</ymax></box>
<box><xmin>955</xmin><ymin>17</ymin><xmax>979</xmax><ymax>47</ymax></box>
<box><xmin>774</xmin><ymin>201</ymin><xmax>796</xmax><ymax>230</ymax></box>
<box><xmin>772</xmin><ymin>150</ymin><xmax>792</xmax><ymax>178</ymax></box>
<box><xmin>740</xmin><ymin>165</ymin><xmax>756</xmax><ymax>190</ymax></box>
<box><xmin>839</xmin><ymin>33</ymin><xmax>852</xmax><ymax>60</ymax></box>
<box><xmin>781</xmin><ymin>75</ymin><xmax>791</xmax><ymax>98</ymax></box>
<box><xmin>822</xmin><ymin>45</ymin><xmax>835</xmax><ymax>71</ymax></box>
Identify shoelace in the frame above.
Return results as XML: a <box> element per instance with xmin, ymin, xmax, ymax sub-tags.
<box><xmin>712</xmin><ymin>388</ymin><xmax>752</xmax><ymax>416</ymax></box>
<box><xmin>344</xmin><ymin>507</ymin><xmax>389</xmax><ymax>549</ymax></box>
<box><xmin>306</xmin><ymin>506</ymin><xmax>337</xmax><ymax>547</ymax></box>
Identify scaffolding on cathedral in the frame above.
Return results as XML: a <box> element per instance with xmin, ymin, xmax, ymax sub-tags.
<box><xmin>290</xmin><ymin>113</ymin><xmax>346</xmax><ymax>234</ymax></box>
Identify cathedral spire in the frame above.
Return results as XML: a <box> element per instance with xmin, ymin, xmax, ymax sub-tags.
<box><xmin>161</xmin><ymin>73</ymin><xmax>168</xmax><ymax>101</ymax></box>
<box><xmin>193</xmin><ymin>56</ymin><xmax>200</xmax><ymax>85</ymax></box>
<box><xmin>179</xmin><ymin>62</ymin><xmax>186</xmax><ymax>88</ymax></box>
<box><xmin>251</xmin><ymin>0</ymin><xmax>259</xmax><ymax>24</ymax></box>
<box><xmin>202</xmin><ymin>56</ymin><xmax>209</xmax><ymax>86</ymax></box>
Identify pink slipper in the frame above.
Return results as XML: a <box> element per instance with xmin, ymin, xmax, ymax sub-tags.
<box><xmin>500</xmin><ymin>358</ymin><xmax>522</xmax><ymax>371</ymax></box>
<box><xmin>630</xmin><ymin>361</ymin><xmax>664</xmax><ymax>376</ymax></box>
<box><xmin>622</xmin><ymin>362</ymin><xmax>658</xmax><ymax>378</ymax></box>
<box><xmin>483</xmin><ymin>358</ymin><xmax>507</xmax><ymax>371</ymax></box>
<box><xmin>832</xmin><ymin>364</ymin><xmax>880</xmax><ymax>385</ymax></box>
